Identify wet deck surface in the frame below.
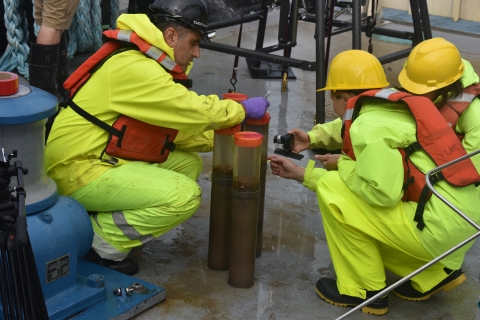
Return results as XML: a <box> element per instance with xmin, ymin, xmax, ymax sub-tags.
<box><xmin>69</xmin><ymin>6</ymin><xmax>480</xmax><ymax>320</ymax></box>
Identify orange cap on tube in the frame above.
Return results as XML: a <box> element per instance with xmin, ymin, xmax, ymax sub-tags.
<box><xmin>214</xmin><ymin>124</ymin><xmax>242</xmax><ymax>135</ymax></box>
<box><xmin>234</xmin><ymin>131</ymin><xmax>263</xmax><ymax>147</ymax></box>
<box><xmin>222</xmin><ymin>92</ymin><xmax>249</xmax><ymax>102</ymax></box>
<box><xmin>244</xmin><ymin>112</ymin><xmax>271</xmax><ymax>125</ymax></box>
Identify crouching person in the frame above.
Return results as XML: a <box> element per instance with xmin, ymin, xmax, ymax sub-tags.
<box><xmin>268</xmin><ymin>50</ymin><xmax>480</xmax><ymax>315</ymax></box>
<box><xmin>45</xmin><ymin>0</ymin><xmax>269</xmax><ymax>275</ymax></box>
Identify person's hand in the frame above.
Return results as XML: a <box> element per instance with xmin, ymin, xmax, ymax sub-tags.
<box><xmin>267</xmin><ymin>155</ymin><xmax>305</xmax><ymax>182</ymax></box>
<box><xmin>242</xmin><ymin>97</ymin><xmax>270</xmax><ymax>119</ymax></box>
<box><xmin>288</xmin><ymin>128</ymin><xmax>310</xmax><ymax>153</ymax></box>
<box><xmin>315</xmin><ymin>154</ymin><xmax>341</xmax><ymax>171</ymax></box>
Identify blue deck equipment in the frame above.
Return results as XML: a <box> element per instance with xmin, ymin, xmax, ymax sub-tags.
<box><xmin>0</xmin><ymin>75</ymin><xmax>165</xmax><ymax>319</ymax></box>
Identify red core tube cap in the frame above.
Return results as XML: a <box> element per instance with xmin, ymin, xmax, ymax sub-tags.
<box><xmin>234</xmin><ymin>131</ymin><xmax>263</xmax><ymax>147</ymax></box>
<box><xmin>222</xmin><ymin>92</ymin><xmax>249</xmax><ymax>102</ymax></box>
<box><xmin>214</xmin><ymin>124</ymin><xmax>242</xmax><ymax>135</ymax></box>
<box><xmin>0</xmin><ymin>72</ymin><xmax>19</xmax><ymax>96</ymax></box>
<box><xmin>245</xmin><ymin>112</ymin><xmax>271</xmax><ymax>125</ymax></box>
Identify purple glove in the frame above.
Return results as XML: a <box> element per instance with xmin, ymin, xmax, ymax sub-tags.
<box><xmin>241</xmin><ymin>97</ymin><xmax>270</xmax><ymax>119</ymax></box>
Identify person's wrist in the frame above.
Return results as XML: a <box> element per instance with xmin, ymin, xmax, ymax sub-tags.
<box><xmin>241</xmin><ymin>102</ymin><xmax>247</xmax><ymax>116</ymax></box>
<box><xmin>295</xmin><ymin>167</ymin><xmax>305</xmax><ymax>183</ymax></box>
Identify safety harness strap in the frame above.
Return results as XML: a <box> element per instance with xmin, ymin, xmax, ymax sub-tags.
<box><xmin>414</xmin><ymin>185</ymin><xmax>430</xmax><ymax>231</ymax></box>
<box><xmin>67</xmin><ymin>99</ymin><xmax>124</xmax><ymax>138</ymax></box>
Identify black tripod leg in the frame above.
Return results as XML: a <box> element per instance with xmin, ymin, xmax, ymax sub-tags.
<box><xmin>25</xmin><ymin>239</ymin><xmax>49</xmax><ymax>318</ymax></box>
<box><xmin>15</xmin><ymin>249</ymin><xmax>34</xmax><ymax>319</ymax></box>
<box><xmin>0</xmin><ymin>247</ymin><xmax>13</xmax><ymax>320</ymax></box>
<box><xmin>20</xmin><ymin>249</ymin><xmax>37</xmax><ymax>318</ymax></box>
<box><xmin>7</xmin><ymin>250</ymin><xmax>23</xmax><ymax>320</ymax></box>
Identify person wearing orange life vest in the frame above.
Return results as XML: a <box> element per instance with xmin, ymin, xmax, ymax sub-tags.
<box><xmin>397</xmin><ymin>37</ymin><xmax>480</xmax><ymax>174</ymax></box>
<box><xmin>45</xmin><ymin>0</ymin><xmax>269</xmax><ymax>276</ymax></box>
<box><xmin>267</xmin><ymin>49</ymin><xmax>480</xmax><ymax>316</ymax></box>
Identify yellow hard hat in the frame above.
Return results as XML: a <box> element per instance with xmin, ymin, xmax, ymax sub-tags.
<box><xmin>317</xmin><ymin>50</ymin><xmax>389</xmax><ymax>92</ymax></box>
<box><xmin>398</xmin><ymin>38</ymin><xmax>464</xmax><ymax>95</ymax></box>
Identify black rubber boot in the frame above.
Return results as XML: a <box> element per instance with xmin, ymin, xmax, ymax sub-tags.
<box><xmin>56</xmin><ymin>33</ymin><xmax>69</xmax><ymax>104</ymax></box>
<box><xmin>315</xmin><ymin>277</ymin><xmax>389</xmax><ymax>316</ymax></box>
<box><xmin>393</xmin><ymin>269</ymin><xmax>465</xmax><ymax>301</ymax></box>
<box><xmin>83</xmin><ymin>248</ymin><xmax>139</xmax><ymax>276</ymax></box>
<box><xmin>28</xmin><ymin>42</ymin><xmax>59</xmax><ymax>95</ymax></box>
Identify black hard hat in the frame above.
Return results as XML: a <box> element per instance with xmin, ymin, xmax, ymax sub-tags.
<box><xmin>149</xmin><ymin>0</ymin><xmax>209</xmax><ymax>40</ymax></box>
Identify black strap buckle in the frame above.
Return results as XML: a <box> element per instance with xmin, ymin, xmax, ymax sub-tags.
<box><xmin>429</xmin><ymin>172</ymin><xmax>445</xmax><ymax>184</ymax></box>
<box><xmin>404</xmin><ymin>142</ymin><xmax>422</xmax><ymax>157</ymax></box>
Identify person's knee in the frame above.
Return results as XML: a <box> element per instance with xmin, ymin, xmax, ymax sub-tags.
<box><xmin>36</xmin><ymin>26</ymin><xmax>62</xmax><ymax>44</ymax></box>
<box><xmin>168</xmin><ymin>178</ymin><xmax>202</xmax><ymax>215</ymax></box>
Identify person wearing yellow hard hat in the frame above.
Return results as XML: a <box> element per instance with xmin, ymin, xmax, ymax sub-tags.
<box><xmin>267</xmin><ymin>49</ymin><xmax>480</xmax><ymax>316</ymax></box>
<box><xmin>391</xmin><ymin>36</ymin><xmax>480</xmax><ymax>300</ymax></box>
<box><xmin>398</xmin><ymin>37</ymin><xmax>480</xmax><ymax>173</ymax></box>
<box><xmin>285</xmin><ymin>50</ymin><xmax>390</xmax><ymax>169</ymax></box>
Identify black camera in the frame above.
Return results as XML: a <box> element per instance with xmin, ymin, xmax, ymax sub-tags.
<box><xmin>273</xmin><ymin>134</ymin><xmax>304</xmax><ymax>160</ymax></box>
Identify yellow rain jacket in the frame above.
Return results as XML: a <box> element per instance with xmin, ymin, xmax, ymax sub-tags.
<box><xmin>46</xmin><ymin>14</ymin><xmax>246</xmax><ymax>196</ymax></box>
<box><xmin>303</xmin><ymin>97</ymin><xmax>480</xmax><ymax>271</ymax></box>
<box><xmin>455</xmin><ymin>59</ymin><xmax>480</xmax><ymax>170</ymax></box>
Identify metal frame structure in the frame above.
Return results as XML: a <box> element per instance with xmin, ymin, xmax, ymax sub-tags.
<box><xmin>200</xmin><ymin>0</ymin><xmax>433</xmax><ymax>125</ymax></box>
<box><xmin>336</xmin><ymin>149</ymin><xmax>480</xmax><ymax>319</ymax></box>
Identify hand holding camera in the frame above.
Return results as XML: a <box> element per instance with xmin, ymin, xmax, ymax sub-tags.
<box><xmin>273</xmin><ymin>133</ymin><xmax>304</xmax><ymax>160</ymax></box>
<box><xmin>287</xmin><ymin>128</ymin><xmax>310</xmax><ymax>153</ymax></box>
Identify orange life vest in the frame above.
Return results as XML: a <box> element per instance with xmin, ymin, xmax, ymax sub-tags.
<box><xmin>341</xmin><ymin>88</ymin><xmax>480</xmax><ymax>230</ymax></box>
<box><xmin>62</xmin><ymin>29</ymin><xmax>191</xmax><ymax>164</ymax></box>
<box><xmin>438</xmin><ymin>83</ymin><xmax>480</xmax><ymax>141</ymax></box>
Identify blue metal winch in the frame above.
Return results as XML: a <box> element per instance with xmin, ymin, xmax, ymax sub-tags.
<box><xmin>0</xmin><ymin>72</ymin><xmax>165</xmax><ymax>319</ymax></box>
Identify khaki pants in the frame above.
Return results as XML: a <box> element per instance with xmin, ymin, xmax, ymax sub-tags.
<box><xmin>34</xmin><ymin>0</ymin><xmax>80</xmax><ymax>29</ymax></box>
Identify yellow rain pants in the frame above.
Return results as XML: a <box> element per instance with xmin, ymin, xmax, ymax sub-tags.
<box><xmin>70</xmin><ymin>150</ymin><xmax>203</xmax><ymax>260</ymax></box>
<box><xmin>316</xmin><ymin>170</ymin><xmax>456</xmax><ymax>300</ymax></box>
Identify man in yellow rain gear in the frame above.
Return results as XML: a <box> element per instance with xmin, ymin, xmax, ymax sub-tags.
<box><xmin>45</xmin><ymin>0</ymin><xmax>269</xmax><ymax>275</ymax></box>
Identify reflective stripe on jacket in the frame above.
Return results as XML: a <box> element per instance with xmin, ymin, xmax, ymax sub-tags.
<box><xmin>439</xmin><ymin>83</ymin><xmax>480</xmax><ymax>140</ymax></box>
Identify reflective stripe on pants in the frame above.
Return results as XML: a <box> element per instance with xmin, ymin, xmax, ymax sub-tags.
<box><xmin>70</xmin><ymin>150</ymin><xmax>203</xmax><ymax>260</ymax></box>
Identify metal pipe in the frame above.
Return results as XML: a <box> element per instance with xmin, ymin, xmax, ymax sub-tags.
<box><xmin>289</xmin><ymin>0</ymin><xmax>299</xmax><ymax>45</ymax></box>
<box><xmin>418</xmin><ymin>0</ymin><xmax>432</xmax><ymax>39</ymax></box>
<box><xmin>409</xmin><ymin>0</ymin><xmax>424</xmax><ymax>45</ymax></box>
<box><xmin>278</xmin><ymin>0</ymin><xmax>290</xmax><ymax>44</ymax></box>
<box><xmin>253</xmin><ymin>1</ymin><xmax>270</xmax><ymax>69</ymax></box>
<box><xmin>377</xmin><ymin>48</ymin><xmax>413</xmax><ymax>64</ymax></box>
<box><xmin>331</xmin><ymin>27</ymin><xmax>353</xmax><ymax>36</ymax></box>
<box><xmin>304</xmin><ymin>15</ymin><xmax>414</xmax><ymax>40</ymax></box>
<box><xmin>200</xmin><ymin>42</ymin><xmax>315</xmax><ymax>71</ymax></box>
<box><xmin>207</xmin><ymin>12</ymin><xmax>261</xmax><ymax>30</ymax></box>
<box><xmin>426</xmin><ymin>150</ymin><xmax>480</xmax><ymax>229</ymax></box>
<box><xmin>352</xmin><ymin>0</ymin><xmax>361</xmax><ymax>49</ymax></box>
<box><xmin>315</xmin><ymin>0</ymin><xmax>325</xmax><ymax>124</ymax></box>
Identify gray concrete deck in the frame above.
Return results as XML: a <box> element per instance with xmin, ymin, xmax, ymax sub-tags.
<box><xmin>71</xmin><ymin>6</ymin><xmax>480</xmax><ymax>320</ymax></box>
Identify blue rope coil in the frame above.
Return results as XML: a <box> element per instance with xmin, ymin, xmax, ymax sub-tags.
<box><xmin>0</xmin><ymin>0</ymin><xmax>120</xmax><ymax>78</ymax></box>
